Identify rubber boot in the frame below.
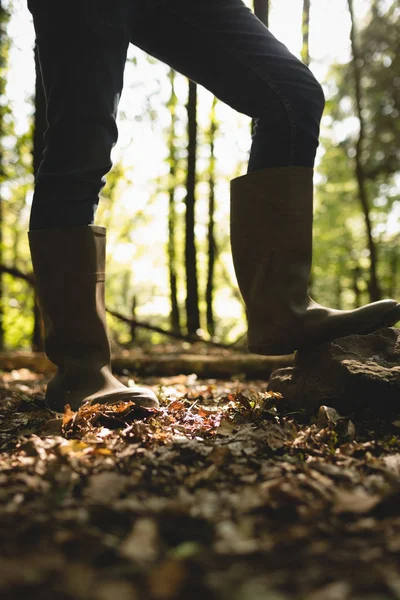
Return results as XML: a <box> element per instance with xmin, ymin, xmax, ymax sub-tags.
<box><xmin>230</xmin><ymin>166</ymin><xmax>400</xmax><ymax>355</ymax></box>
<box><xmin>28</xmin><ymin>225</ymin><xmax>159</xmax><ymax>412</ymax></box>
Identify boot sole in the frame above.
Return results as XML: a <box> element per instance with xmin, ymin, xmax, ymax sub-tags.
<box><xmin>248</xmin><ymin>303</ymin><xmax>400</xmax><ymax>356</ymax></box>
<box><xmin>46</xmin><ymin>387</ymin><xmax>160</xmax><ymax>413</ymax></box>
<box><xmin>356</xmin><ymin>303</ymin><xmax>400</xmax><ymax>335</ymax></box>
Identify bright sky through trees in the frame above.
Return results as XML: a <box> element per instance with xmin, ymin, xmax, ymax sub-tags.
<box><xmin>4</xmin><ymin>0</ymin><xmax>384</xmax><ymax>325</ymax></box>
<box><xmin>7</xmin><ymin>0</ymin><xmax>371</xmax><ymax>158</ymax></box>
<box><xmin>6</xmin><ymin>0</ymin><xmax>372</xmax><ymax>214</ymax></box>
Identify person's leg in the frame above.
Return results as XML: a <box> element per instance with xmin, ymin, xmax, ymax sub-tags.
<box><xmin>28</xmin><ymin>0</ymin><xmax>131</xmax><ymax>229</ymax></box>
<box><xmin>27</xmin><ymin>0</ymin><xmax>159</xmax><ymax>410</ymax></box>
<box><xmin>128</xmin><ymin>0</ymin><xmax>400</xmax><ymax>353</ymax></box>
<box><xmin>130</xmin><ymin>0</ymin><xmax>324</xmax><ymax>172</ymax></box>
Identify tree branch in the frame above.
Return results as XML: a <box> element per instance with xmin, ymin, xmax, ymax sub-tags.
<box><xmin>0</xmin><ymin>266</ymin><xmax>240</xmax><ymax>350</ymax></box>
<box><xmin>0</xmin><ymin>265</ymin><xmax>34</xmax><ymax>285</ymax></box>
<box><xmin>107</xmin><ymin>308</ymin><xmax>239</xmax><ymax>350</ymax></box>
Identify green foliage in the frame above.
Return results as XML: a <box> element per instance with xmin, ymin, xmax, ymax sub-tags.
<box><xmin>314</xmin><ymin>0</ymin><xmax>400</xmax><ymax>307</ymax></box>
<box><xmin>0</xmin><ymin>0</ymin><xmax>35</xmax><ymax>349</ymax></box>
<box><xmin>1</xmin><ymin>1</ymin><xmax>399</xmax><ymax>350</ymax></box>
<box><xmin>358</xmin><ymin>0</ymin><xmax>400</xmax><ymax>180</ymax></box>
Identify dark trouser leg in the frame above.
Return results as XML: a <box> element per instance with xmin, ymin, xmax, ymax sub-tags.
<box><xmin>27</xmin><ymin>0</ymin><xmax>131</xmax><ymax>230</ymax></box>
<box><xmin>126</xmin><ymin>0</ymin><xmax>400</xmax><ymax>353</ymax></box>
<box><xmin>128</xmin><ymin>0</ymin><xmax>325</xmax><ymax>171</ymax></box>
<box><xmin>30</xmin><ymin>0</ymin><xmax>325</xmax><ymax>230</ymax></box>
<box><xmin>26</xmin><ymin>2</ymin><xmax>161</xmax><ymax>409</ymax></box>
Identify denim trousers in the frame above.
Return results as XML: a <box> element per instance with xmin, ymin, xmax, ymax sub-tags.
<box><xmin>27</xmin><ymin>0</ymin><xmax>325</xmax><ymax>230</ymax></box>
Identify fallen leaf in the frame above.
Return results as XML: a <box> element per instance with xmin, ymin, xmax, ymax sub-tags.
<box><xmin>216</xmin><ymin>419</ymin><xmax>237</xmax><ymax>436</ymax></box>
<box><xmin>317</xmin><ymin>405</ymin><xmax>343</xmax><ymax>428</ymax></box>
<box><xmin>148</xmin><ymin>558</ymin><xmax>187</xmax><ymax>600</ymax></box>
<box><xmin>308</xmin><ymin>581</ymin><xmax>351</xmax><ymax>600</ymax></box>
<box><xmin>207</xmin><ymin>446</ymin><xmax>231</xmax><ymax>467</ymax></box>
<box><xmin>62</xmin><ymin>404</ymin><xmax>75</xmax><ymax>427</ymax></box>
<box><xmin>58</xmin><ymin>440</ymin><xmax>91</xmax><ymax>457</ymax></box>
<box><xmin>84</xmin><ymin>472</ymin><xmax>129</xmax><ymax>504</ymax></box>
<box><xmin>332</xmin><ymin>488</ymin><xmax>381</xmax><ymax>514</ymax></box>
<box><xmin>120</xmin><ymin>518</ymin><xmax>159</xmax><ymax>563</ymax></box>
<box><xmin>185</xmin><ymin>464</ymin><xmax>218</xmax><ymax>488</ymax></box>
<box><xmin>168</xmin><ymin>400</ymin><xmax>185</xmax><ymax>412</ymax></box>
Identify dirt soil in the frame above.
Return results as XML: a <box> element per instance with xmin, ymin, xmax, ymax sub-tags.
<box><xmin>1</xmin><ymin>367</ymin><xmax>400</xmax><ymax>600</ymax></box>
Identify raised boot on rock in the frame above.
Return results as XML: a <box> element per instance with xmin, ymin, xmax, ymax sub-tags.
<box><xmin>230</xmin><ymin>166</ymin><xmax>400</xmax><ymax>356</ymax></box>
<box><xmin>28</xmin><ymin>225</ymin><xmax>159</xmax><ymax>413</ymax></box>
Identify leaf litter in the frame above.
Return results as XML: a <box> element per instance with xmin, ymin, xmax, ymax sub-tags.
<box><xmin>1</xmin><ymin>370</ymin><xmax>400</xmax><ymax>599</ymax></box>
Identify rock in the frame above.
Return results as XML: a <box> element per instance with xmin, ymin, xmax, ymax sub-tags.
<box><xmin>267</xmin><ymin>327</ymin><xmax>400</xmax><ymax>416</ymax></box>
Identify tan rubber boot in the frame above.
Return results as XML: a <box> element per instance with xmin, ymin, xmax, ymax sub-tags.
<box><xmin>28</xmin><ymin>225</ymin><xmax>159</xmax><ymax>412</ymax></box>
<box><xmin>230</xmin><ymin>166</ymin><xmax>400</xmax><ymax>355</ymax></box>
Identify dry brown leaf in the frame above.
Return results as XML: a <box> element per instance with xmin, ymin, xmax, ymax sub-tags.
<box><xmin>62</xmin><ymin>404</ymin><xmax>75</xmax><ymax>427</ymax></box>
<box><xmin>84</xmin><ymin>472</ymin><xmax>129</xmax><ymax>504</ymax></box>
<box><xmin>332</xmin><ymin>488</ymin><xmax>381</xmax><ymax>514</ymax></box>
<box><xmin>216</xmin><ymin>419</ymin><xmax>237</xmax><ymax>436</ymax></box>
<box><xmin>148</xmin><ymin>558</ymin><xmax>187</xmax><ymax>600</ymax></box>
<box><xmin>95</xmin><ymin>580</ymin><xmax>138</xmax><ymax>600</ymax></box>
<box><xmin>307</xmin><ymin>581</ymin><xmax>351</xmax><ymax>600</ymax></box>
<box><xmin>168</xmin><ymin>399</ymin><xmax>185</xmax><ymax>412</ymax></box>
<box><xmin>58</xmin><ymin>439</ymin><xmax>91</xmax><ymax>457</ymax></box>
<box><xmin>207</xmin><ymin>446</ymin><xmax>231</xmax><ymax>467</ymax></box>
<box><xmin>185</xmin><ymin>464</ymin><xmax>218</xmax><ymax>488</ymax></box>
<box><xmin>120</xmin><ymin>518</ymin><xmax>159</xmax><ymax>563</ymax></box>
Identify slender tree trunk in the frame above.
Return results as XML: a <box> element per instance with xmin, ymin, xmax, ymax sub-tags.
<box><xmin>335</xmin><ymin>275</ymin><xmax>343</xmax><ymax>310</ymax></box>
<box><xmin>388</xmin><ymin>241</ymin><xmax>398</xmax><ymax>299</ymax></box>
<box><xmin>347</xmin><ymin>0</ymin><xmax>381</xmax><ymax>301</ymax></box>
<box><xmin>0</xmin><ymin>0</ymin><xmax>9</xmax><ymax>351</ymax></box>
<box><xmin>301</xmin><ymin>0</ymin><xmax>311</xmax><ymax>66</ymax></box>
<box><xmin>301</xmin><ymin>0</ymin><xmax>313</xmax><ymax>293</ymax></box>
<box><xmin>119</xmin><ymin>270</ymin><xmax>136</xmax><ymax>344</ymax></box>
<box><xmin>185</xmin><ymin>80</ymin><xmax>200</xmax><ymax>335</ymax></box>
<box><xmin>206</xmin><ymin>97</ymin><xmax>218</xmax><ymax>337</ymax></box>
<box><xmin>252</xmin><ymin>1</ymin><xmax>270</xmax><ymax>137</ymax></box>
<box><xmin>254</xmin><ymin>0</ymin><xmax>269</xmax><ymax>26</ymax></box>
<box><xmin>31</xmin><ymin>46</ymin><xmax>47</xmax><ymax>351</ymax></box>
<box><xmin>168</xmin><ymin>188</ymin><xmax>181</xmax><ymax>333</ymax></box>
<box><xmin>0</xmin><ymin>185</ymin><xmax>3</xmax><ymax>352</ymax></box>
<box><xmin>166</xmin><ymin>69</ymin><xmax>181</xmax><ymax>334</ymax></box>
<box><xmin>352</xmin><ymin>265</ymin><xmax>362</xmax><ymax>308</ymax></box>
<box><xmin>184</xmin><ymin>80</ymin><xmax>201</xmax><ymax>335</ymax></box>
<box><xmin>130</xmin><ymin>294</ymin><xmax>137</xmax><ymax>343</ymax></box>
<box><xmin>343</xmin><ymin>234</ymin><xmax>364</xmax><ymax>307</ymax></box>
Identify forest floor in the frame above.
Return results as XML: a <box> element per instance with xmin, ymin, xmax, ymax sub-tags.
<box><xmin>1</xmin><ymin>351</ymin><xmax>400</xmax><ymax>600</ymax></box>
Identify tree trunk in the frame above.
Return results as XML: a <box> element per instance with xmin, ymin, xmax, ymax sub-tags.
<box><xmin>347</xmin><ymin>0</ymin><xmax>381</xmax><ymax>301</ymax></box>
<box><xmin>0</xmin><ymin>183</ymin><xmax>4</xmax><ymax>352</ymax></box>
<box><xmin>253</xmin><ymin>0</ymin><xmax>269</xmax><ymax>27</ymax></box>
<box><xmin>388</xmin><ymin>241</ymin><xmax>398</xmax><ymax>300</ymax></box>
<box><xmin>0</xmin><ymin>202</ymin><xmax>3</xmax><ymax>351</ymax></box>
<box><xmin>335</xmin><ymin>275</ymin><xmax>343</xmax><ymax>311</ymax></box>
<box><xmin>0</xmin><ymin>0</ymin><xmax>9</xmax><ymax>351</ymax></box>
<box><xmin>301</xmin><ymin>0</ymin><xmax>312</xmax><ymax>290</ymax></box>
<box><xmin>31</xmin><ymin>46</ymin><xmax>48</xmax><ymax>351</ymax></box>
<box><xmin>206</xmin><ymin>97</ymin><xmax>218</xmax><ymax>338</ymax></box>
<box><xmin>184</xmin><ymin>80</ymin><xmax>201</xmax><ymax>335</ymax></box>
<box><xmin>252</xmin><ymin>1</ymin><xmax>270</xmax><ymax>137</ymax></box>
<box><xmin>301</xmin><ymin>0</ymin><xmax>311</xmax><ymax>67</ymax></box>
<box><xmin>167</xmin><ymin>69</ymin><xmax>181</xmax><ymax>334</ymax></box>
<box><xmin>352</xmin><ymin>265</ymin><xmax>362</xmax><ymax>308</ymax></box>
<box><xmin>130</xmin><ymin>295</ymin><xmax>137</xmax><ymax>343</ymax></box>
